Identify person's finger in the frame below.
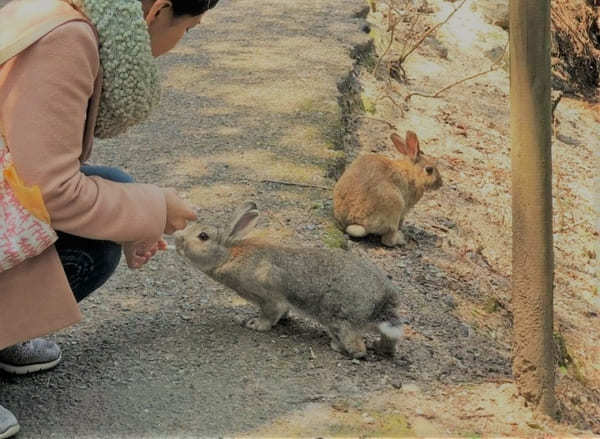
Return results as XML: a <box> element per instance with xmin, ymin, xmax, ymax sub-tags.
<box><xmin>128</xmin><ymin>256</ymin><xmax>142</xmax><ymax>269</ymax></box>
<box><xmin>169</xmin><ymin>219</ymin><xmax>187</xmax><ymax>232</ymax></box>
<box><xmin>184</xmin><ymin>208</ymin><xmax>197</xmax><ymax>221</ymax></box>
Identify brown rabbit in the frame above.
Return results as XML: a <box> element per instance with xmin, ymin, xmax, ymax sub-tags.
<box><xmin>174</xmin><ymin>202</ymin><xmax>404</xmax><ymax>359</ymax></box>
<box><xmin>333</xmin><ymin>131</ymin><xmax>442</xmax><ymax>247</ymax></box>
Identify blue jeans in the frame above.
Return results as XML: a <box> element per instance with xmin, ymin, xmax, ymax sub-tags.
<box><xmin>55</xmin><ymin>165</ymin><xmax>133</xmax><ymax>303</ymax></box>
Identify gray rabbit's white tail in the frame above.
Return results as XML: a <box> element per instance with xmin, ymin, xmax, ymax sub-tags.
<box><xmin>375</xmin><ymin>321</ymin><xmax>404</xmax><ymax>356</ymax></box>
<box><xmin>378</xmin><ymin>321</ymin><xmax>404</xmax><ymax>340</ymax></box>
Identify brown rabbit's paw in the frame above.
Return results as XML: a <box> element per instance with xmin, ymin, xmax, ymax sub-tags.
<box><xmin>245</xmin><ymin>317</ymin><xmax>272</xmax><ymax>332</ymax></box>
<box><xmin>381</xmin><ymin>230</ymin><xmax>406</xmax><ymax>247</ymax></box>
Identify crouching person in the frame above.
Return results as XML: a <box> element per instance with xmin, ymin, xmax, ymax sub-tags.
<box><xmin>0</xmin><ymin>0</ymin><xmax>220</xmax><ymax>436</ymax></box>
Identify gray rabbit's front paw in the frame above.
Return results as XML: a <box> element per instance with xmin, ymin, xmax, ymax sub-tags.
<box><xmin>245</xmin><ymin>318</ymin><xmax>272</xmax><ymax>332</ymax></box>
<box><xmin>330</xmin><ymin>338</ymin><xmax>344</xmax><ymax>354</ymax></box>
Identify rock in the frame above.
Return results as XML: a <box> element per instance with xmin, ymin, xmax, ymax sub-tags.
<box><xmin>461</xmin><ymin>323</ymin><xmax>472</xmax><ymax>338</ymax></box>
<box><xmin>471</xmin><ymin>0</ymin><xmax>509</xmax><ymax>31</ymax></box>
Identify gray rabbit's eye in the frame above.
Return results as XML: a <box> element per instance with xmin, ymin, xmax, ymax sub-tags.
<box><xmin>198</xmin><ymin>232</ymin><xmax>209</xmax><ymax>241</ymax></box>
<box><xmin>425</xmin><ymin>166</ymin><xmax>434</xmax><ymax>175</ymax></box>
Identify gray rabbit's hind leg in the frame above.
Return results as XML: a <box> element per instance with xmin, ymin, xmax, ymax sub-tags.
<box><xmin>327</xmin><ymin>321</ymin><xmax>367</xmax><ymax>359</ymax></box>
<box><xmin>245</xmin><ymin>300</ymin><xmax>289</xmax><ymax>332</ymax></box>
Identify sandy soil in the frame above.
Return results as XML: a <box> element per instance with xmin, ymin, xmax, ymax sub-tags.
<box><xmin>0</xmin><ymin>0</ymin><xmax>598</xmax><ymax>437</ymax></box>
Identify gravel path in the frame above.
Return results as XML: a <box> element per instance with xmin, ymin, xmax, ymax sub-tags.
<box><xmin>0</xmin><ymin>0</ymin><xmax>512</xmax><ymax>437</ymax></box>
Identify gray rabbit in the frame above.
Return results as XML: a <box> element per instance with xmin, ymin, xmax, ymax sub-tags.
<box><xmin>174</xmin><ymin>202</ymin><xmax>404</xmax><ymax>359</ymax></box>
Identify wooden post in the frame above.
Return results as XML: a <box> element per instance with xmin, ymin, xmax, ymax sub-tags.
<box><xmin>510</xmin><ymin>0</ymin><xmax>557</xmax><ymax>417</ymax></box>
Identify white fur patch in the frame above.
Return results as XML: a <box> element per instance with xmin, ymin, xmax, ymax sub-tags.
<box><xmin>346</xmin><ymin>225</ymin><xmax>367</xmax><ymax>237</ymax></box>
<box><xmin>378</xmin><ymin>322</ymin><xmax>404</xmax><ymax>340</ymax></box>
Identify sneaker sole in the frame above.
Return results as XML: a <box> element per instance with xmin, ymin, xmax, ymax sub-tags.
<box><xmin>0</xmin><ymin>424</ymin><xmax>20</xmax><ymax>439</ymax></box>
<box><xmin>0</xmin><ymin>354</ymin><xmax>61</xmax><ymax>375</ymax></box>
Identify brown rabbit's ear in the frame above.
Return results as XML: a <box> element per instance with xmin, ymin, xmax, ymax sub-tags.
<box><xmin>405</xmin><ymin>131</ymin><xmax>421</xmax><ymax>158</ymax></box>
<box><xmin>227</xmin><ymin>202</ymin><xmax>259</xmax><ymax>242</ymax></box>
<box><xmin>391</xmin><ymin>132</ymin><xmax>418</xmax><ymax>160</ymax></box>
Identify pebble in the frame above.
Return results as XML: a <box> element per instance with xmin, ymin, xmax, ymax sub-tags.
<box><xmin>391</xmin><ymin>380</ymin><xmax>403</xmax><ymax>389</ymax></box>
<box><xmin>362</xmin><ymin>413</ymin><xmax>376</xmax><ymax>424</ymax></box>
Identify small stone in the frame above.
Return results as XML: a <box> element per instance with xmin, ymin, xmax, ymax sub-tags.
<box><xmin>391</xmin><ymin>380</ymin><xmax>403</xmax><ymax>389</ymax></box>
<box><xmin>442</xmin><ymin>294</ymin><xmax>456</xmax><ymax>309</ymax></box>
<box><xmin>461</xmin><ymin>324</ymin><xmax>471</xmax><ymax>338</ymax></box>
<box><xmin>362</xmin><ymin>413</ymin><xmax>376</xmax><ymax>424</ymax></box>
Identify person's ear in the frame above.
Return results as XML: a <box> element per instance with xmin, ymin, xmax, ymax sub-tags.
<box><xmin>145</xmin><ymin>0</ymin><xmax>173</xmax><ymax>26</ymax></box>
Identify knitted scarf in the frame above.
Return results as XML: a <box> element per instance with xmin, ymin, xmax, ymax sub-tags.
<box><xmin>70</xmin><ymin>0</ymin><xmax>160</xmax><ymax>138</ymax></box>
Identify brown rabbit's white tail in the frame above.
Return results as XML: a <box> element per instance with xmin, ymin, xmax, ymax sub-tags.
<box><xmin>346</xmin><ymin>225</ymin><xmax>367</xmax><ymax>237</ymax></box>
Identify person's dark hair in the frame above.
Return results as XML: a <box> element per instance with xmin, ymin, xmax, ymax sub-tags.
<box><xmin>171</xmin><ymin>0</ymin><xmax>220</xmax><ymax>17</ymax></box>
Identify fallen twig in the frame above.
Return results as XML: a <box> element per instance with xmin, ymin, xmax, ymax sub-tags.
<box><xmin>458</xmin><ymin>414</ymin><xmax>495</xmax><ymax>420</ymax></box>
<box><xmin>405</xmin><ymin>39</ymin><xmax>508</xmax><ymax>102</ymax></box>
<box><xmin>429</xmin><ymin>224</ymin><xmax>450</xmax><ymax>233</ymax></box>
<box><xmin>353</xmin><ymin>115</ymin><xmax>398</xmax><ymax>130</ymax></box>
<box><xmin>259</xmin><ymin>179</ymin><xmax>332</xmax><ymax>191</ymax></box>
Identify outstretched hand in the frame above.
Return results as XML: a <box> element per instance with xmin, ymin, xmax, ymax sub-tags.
<box><xmin>162</xmin><ymin>188</ymin><xmax>197</xmax><ymax>234</ymax></box>
<box><xmin>123</xmin><ymin>239</ymin><xmax>168</xmax><ymax>269</ymax></box>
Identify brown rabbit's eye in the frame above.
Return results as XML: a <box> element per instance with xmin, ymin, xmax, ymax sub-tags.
<box><xmin>425</xmin><ymin>166</ymin><xmax>434</xmax><ymax>175</ymax></box>
<box><xmin>198</xmin><ymin>232</ymin><xmax>209</xmax><ymax>241</ymax></box>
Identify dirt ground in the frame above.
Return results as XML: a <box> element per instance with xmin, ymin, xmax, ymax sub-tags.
<box><xmin>1</xmin><ymin>0</ymin><xmax>599</xmax><ymax>437</ymax></box>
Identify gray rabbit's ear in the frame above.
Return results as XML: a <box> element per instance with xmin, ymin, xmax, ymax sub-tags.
<box><xmin>227</xmin><ymin>202</ymin><xmax>259</xmax><ymax>241</ymax></box>
<box><xmin>391</xmin><ymin>131</ymin><xmax>420</xmax><ymax>160</ymax></box>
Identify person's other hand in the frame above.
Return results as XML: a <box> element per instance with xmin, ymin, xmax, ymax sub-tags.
<box><xmin>123</xmin><ymin>239</ymin><xmax>167</xmax><ymax>269</ymax></box>
<box><xmin>161</xmin><ymin>188</ymin><xmax>197</xmax><ymax>234</ymax></box>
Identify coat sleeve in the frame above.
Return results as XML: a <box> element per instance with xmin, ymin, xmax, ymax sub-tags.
<box><xmin>0</xmin><ymin>21</ymin><xmax>167</xmax><ymax>243</ymax></box>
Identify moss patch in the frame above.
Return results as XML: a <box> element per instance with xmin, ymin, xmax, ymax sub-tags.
<box><xmin>322</xmin><ymin>224</ymin><xmax>348</xmax><ymax>249</ymax></box>
<box><xmin>361</xmin><ymin>92</ymin><xmax>377</xmax><ymax>114</ymax></box>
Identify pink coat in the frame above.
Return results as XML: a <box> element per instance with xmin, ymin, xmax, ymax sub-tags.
<box><xmin>0</xmin><ymin>0</ymin><xmax>167</xmax><ymax>349</ymax></box>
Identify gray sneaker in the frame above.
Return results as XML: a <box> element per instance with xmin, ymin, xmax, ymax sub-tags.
<box><xmin>0</xmin><ymin>338</ymin><xmax>61</xmax><ymax>375</ymax></box>
<box><xmin>0</xmin><ymin>405</ymin><xmax>19</xmax><ymax>439</ymax></box>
